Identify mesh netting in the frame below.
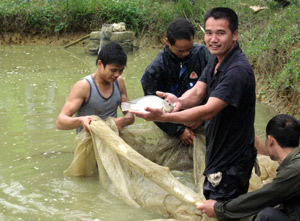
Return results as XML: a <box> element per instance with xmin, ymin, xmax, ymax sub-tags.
<box><xmin>64</xmin><ymin>116</ymin><xmax>278</xmax><ymax>220</ymax></box>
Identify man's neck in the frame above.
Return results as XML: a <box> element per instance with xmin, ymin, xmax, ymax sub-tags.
<box><xmin>216</xmin><ymin>41</ymin><xmax>237</xmax><ymax>64</ymax></box>
<box><xmin>278</xmin><ymin>147</ymin><xmax>295</xmax><ymax>163</ymax></box>
<box><xmin>93</xmin><ymin>71</ymin><xmax>112</xmax><ymax>87</ymax></box>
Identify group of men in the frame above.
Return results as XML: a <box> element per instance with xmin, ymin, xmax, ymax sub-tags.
<box><xmin>56</xmin><ymin>7</ymin><xmax>300</xmax><ymax>221</ymax></box>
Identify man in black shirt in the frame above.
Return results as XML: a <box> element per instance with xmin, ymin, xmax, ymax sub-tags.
<box><xmin>131</xmin><ymin>7</ymin><xmax>256</xmax><ymax>202</ymax></box>
<box><xmin>141</xmin><ymin>18</ymin><xmax>211</xmax><ymax>146</ymax></box>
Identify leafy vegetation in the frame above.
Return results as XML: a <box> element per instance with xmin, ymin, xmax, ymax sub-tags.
<box><xmin>0</xmin><ymin>0</ymin><xmax>299</xmax><ymax>117</ymax></box>
<box><xmin>239</xmin><ymin>1</ymin><xmax>300</xmax><ymax>117</ymax></box>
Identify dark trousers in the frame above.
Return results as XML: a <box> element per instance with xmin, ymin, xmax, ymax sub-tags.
<box><xmin>255</xmin><ymin>207</ymin><xmax>292</xmax><ymax>221</ymax></box>
<box><xmin>203</xmin><ymin>157</ymin><xmax>255</xmax><ymax>201</ymax></box>
<box><xmin>203</xmin><ymin>158</ymin><xmax>255</xmax><ymax>221</ymax></box>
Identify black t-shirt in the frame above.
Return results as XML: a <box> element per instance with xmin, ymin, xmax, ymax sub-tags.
<box><xmin>199</xmin><ymin>43</ymin><xmax>257</xmax><ymax>175</ymax></box>
<box><xmin>141</xmin><ymin>43</ymin><xmax>212</xmax><ymax>136</ymax></box>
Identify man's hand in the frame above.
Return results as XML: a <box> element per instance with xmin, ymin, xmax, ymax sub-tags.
<box><xmin>129</xmin><ymin>107</ymin><xmax>165</xmax><ymax>122</ymax></box>
<box><xmin>180</xmin><ymin>128</ymin><xmax>194</xmax><ymax>146</ymax></box>
<box><xmin>81</xmin><ymin>116</ymin><xmax>96</xmax><ymax>133</ymax></box>
<box><xmin>114</xmin><ymin>117</ymin><xmax>124</xmax><ymax>133</ymax></box>
<box><xmin>184</xmin><ymin>121</ymin><xmax>203</xmax><ymax>130</ymax></box>
<box><xmin>197</xmin><ymin>199</ymin><xmax>217</xmax><ymax>217</ymax></box>
<box><xmin>156</xmin><ymin>91</ymin><xmax>182</xmax><ymax>112</ymax></box>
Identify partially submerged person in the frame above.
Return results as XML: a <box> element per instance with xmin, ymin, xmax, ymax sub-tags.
<box><xmin>198</xmin><ymin>114</ymin><xmax>300</xmax><ymax>221</ymax></box>
<box><xmin>131</xmin><ymin>7</ymin><xmax>257</xmax><ymax>202</ymax></box>
<box><xmin>56</xmin><ymin>42</ymin><xmax>134</xmax><ymax>133</ymax></box>
<box><xmin>141</xmin><ymin>18</ymin><xmax>211</xmax><ymax>146</ymax></box>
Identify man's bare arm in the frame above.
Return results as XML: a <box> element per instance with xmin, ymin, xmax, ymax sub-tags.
<box><xmin>56</xmin><ymin>80</ymin><xmax>95</xmax><ymax>132</ymax></box>
<box><xmin>131</xmin><ymin>96</ymin><xmax>228</xmax><ymax>124</ymax></box>
<box><xmin>156</xmin><ymin>81</ymin><xmax>207</xmax><ymax>112</ymax></box>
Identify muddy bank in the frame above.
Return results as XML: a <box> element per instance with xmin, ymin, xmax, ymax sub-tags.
<box><xmin>0</xmin><ymin>31</ymin><xmax>164</xmax><ymax>48</ymax></box>
<box><xmin>0</xmin><ymin>32</ymin><xmax>93</xmax><ymax>46</ymax></box>
<box><xmin>256</xmin><ymin>78</ymin><xmax>299</xmax><ymax>119</ymax></box>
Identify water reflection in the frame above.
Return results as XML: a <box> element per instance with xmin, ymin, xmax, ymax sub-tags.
<box><xmin>0</xmin><ymin>45</ymin><xmax>277</xmax><ymax>220</ymax></box>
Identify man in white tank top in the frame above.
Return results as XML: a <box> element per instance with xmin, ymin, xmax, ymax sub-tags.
<box><xmin>56</xmin><ymin>42</ymin><xmax>134</xmax><ymax>133</ymax></box>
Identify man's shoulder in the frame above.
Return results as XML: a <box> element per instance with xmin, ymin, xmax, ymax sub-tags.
<box><xmin>228</xmin><ymin>46</ymin><xmax>251</xmax><ymax>67</ymax></box>
<box><xmin>278</xmin><ymin>150</ymin><xmax>300</xmax><ymax>177</ymax></box>
<box><xmin>144</xmin><ymin>49</ymin><xmax>171</xmax><ymax>73</ymax></box>
<box><xmin>225</xmin><ymin>51</ymin><xmax>253</xmax><ymax>76</ymax></box>
<box><xmin>192</xmin><ymin>43</ymin><xmax>209</xmax><ymax>53</ymax></box>
<box><xmin>192</xmin><ymin>43</ymin><xmax>213</xmax><ymax>62</ymax></box>
<box><xmin>152</xmin><ymin>50</ymin><xmax>166</xmax><ymax>63</ymax></box>
<box><xmin>290</xmin><ymin>149</ymin><xmax>300</xmax><ymax>169</ymax></box>
<box><xmin>193</xmin><ymin>43</ymin><xmax>207</xmax><ymax>49</ymax></box>
<box><xmin>72</xmin><ymin>78</ymin><xmax>90</xmax><ymax>96</ymax></box>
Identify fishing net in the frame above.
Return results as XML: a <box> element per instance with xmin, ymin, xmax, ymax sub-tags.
<box><xmin>64</xmin><ymin>116</ymin><xmax>278</xmax><ymax>220</ymax></box>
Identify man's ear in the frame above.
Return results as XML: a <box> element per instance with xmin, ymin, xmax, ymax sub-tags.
<box><xmin>267</xmin><ymin>135</ymin><xmax>276</xmax><ymax>148</ymax></box>
<box><xmin>97</xmin><ymin>59</ymin><xmax>102</xmax><ymax>66</ymax></box>
<box><xmin>233</xmin><ymin>30</ymin><xmax>238</xmax><ymax>42</ymax></box>
<box><xmin>166</xmin><ymin>38</ymin><xmax>171</xmax><ymax>47</ymax></box>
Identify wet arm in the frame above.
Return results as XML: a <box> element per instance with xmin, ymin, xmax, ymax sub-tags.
<box><xmin>133</xmin><ymin>96</ymin><xmax>227</xmax><ymax>124</ymax></box>
<box><xmin>56</xmin><ymin>80</ymin><xmax>94</xmax><ymax>131</ymax></box>
<box><xmin>165</xmin><ymin>96</ymin><xmax>228</xmax><ymax>124</ymax></box>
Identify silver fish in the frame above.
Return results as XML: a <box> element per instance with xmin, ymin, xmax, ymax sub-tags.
<box><xmin>121</xmin><ymin>95</ymin><xmax>175</xmax><ymax>113</ymax></box>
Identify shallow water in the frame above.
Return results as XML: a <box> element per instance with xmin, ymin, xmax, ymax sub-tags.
<box><xmin>0</xmin><ymin>45</ymin><xmax>277</xmax><ymax>220</ymax></box>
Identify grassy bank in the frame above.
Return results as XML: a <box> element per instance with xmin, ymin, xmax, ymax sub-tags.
<box><xmin>1</xmin><ymin>0</ymin><xmax>299</xmax><ymax>118</ymax></box>
<box><xmin>0</xmin><ymin>0</ymin><xmax>205</xmax><ymax>37</ymax></box>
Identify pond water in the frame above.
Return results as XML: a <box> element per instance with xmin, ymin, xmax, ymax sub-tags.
<box><xmin>0</xmin><ymin>45</ymin><xmax>277</xmax><ymax>220</ymax></box>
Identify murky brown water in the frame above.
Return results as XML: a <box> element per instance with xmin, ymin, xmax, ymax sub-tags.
<box><xmin>0</xmin><ymin>45</ymin><xmax>277</xmax><ymax>220</ymax></box>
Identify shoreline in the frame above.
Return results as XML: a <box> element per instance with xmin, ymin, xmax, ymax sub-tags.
<box><xmin>0</xmin><ymin>31</ymin><xmax>165</xmax><ymax>48</ymax></box>
<box><xmin>0</xmin><ymin>32</ymin><xmax>92</xmax><ymax>46</ymax></box>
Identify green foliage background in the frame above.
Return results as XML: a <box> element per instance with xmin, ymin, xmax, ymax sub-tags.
<box><xmin>0</xmin><ymin>0</ymin><xmax>299</xmax><ymax>117</ymax></box>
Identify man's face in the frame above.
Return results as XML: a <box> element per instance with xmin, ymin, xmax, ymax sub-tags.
<box><xmin>204</xmin><ymin>17</ymin><xmax>238</xmax><ymax>61</ymax></box>
<box><xmin>98</xmin><ymin>62</ymin><xmax>125</xmax><ymax>83</ymax></box>
<box><xmin>167</xmin><ymin>37</ymin><xmax>194</xmax><ymax>59</ymax></box>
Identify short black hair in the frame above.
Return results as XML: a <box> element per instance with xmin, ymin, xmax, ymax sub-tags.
<box><xmin>166</xmin><ymin>18</ymin><xmax>195</xmax><ymax>46</ymax></box>
<box><xmin>266</xmin><ymin>114</ymin><xmax>300</xmax><ymax>148</ymax></box>
<box><xmin>204</xmin><ymin>7</ymin><xmax>238</xmax><ymax>33</ymax></box>
<box><xmin>96</xmin><ymin>42</ymin><xmax>127</xmax><ymax>67</ymax></box>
